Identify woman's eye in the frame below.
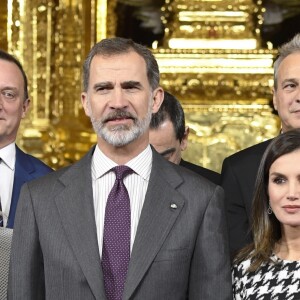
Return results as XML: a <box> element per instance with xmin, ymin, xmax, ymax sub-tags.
<box><xmin>273</xmin><ymin>177</ymin><xmax>286</xmax><ymax>184</ymax></box>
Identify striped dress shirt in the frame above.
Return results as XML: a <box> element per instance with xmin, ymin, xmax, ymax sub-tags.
<box><xmin>92</xmin><ymin>145</ymin><xmax>152</xmax><ymax>257</ymax></box>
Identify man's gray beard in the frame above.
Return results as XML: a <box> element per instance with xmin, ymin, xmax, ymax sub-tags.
<box><xmin>90</xmin><ymin>109</ymin><xmax>152</xmax><ymax>147</ymax></box>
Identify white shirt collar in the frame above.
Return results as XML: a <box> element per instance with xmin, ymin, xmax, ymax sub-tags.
<box><xmin>0</xmin><ymin>142</ymin><xmax>16</xmax><ymax>170</ymax></box>
<box><xmin>92</xmin><ymin>144</ymin><xmax>153</xmax><ymax>181</ymax></box>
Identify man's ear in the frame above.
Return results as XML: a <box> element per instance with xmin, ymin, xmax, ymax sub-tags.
<box><xmin>81</xmin><ymin>92</ymin><xmax>91</xmax><ymax>117</ymax></box>
<box><xmin>22</xmin><ymin>99</ymin><xmax>30</xmax><ymax>118</ymax></box>
<box><xmin>151</xmin><ymin>87</ymin><xmax>164</xmax><ymax>114</ymax></box>
<box><xmin>180</xmin><ymin>126</ymin><xmax>189</xmax><ymax>151</ymax></box>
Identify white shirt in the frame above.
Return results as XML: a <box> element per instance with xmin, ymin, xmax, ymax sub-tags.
<box><xmin>0</xmin><ymin>142</ymin><xmax>16</xmax><ymax>227</ymax></box>
<box><xmin>92</xmin><ymin>145</ymin><xmax>152</xmax><ymax>257</ymax></box>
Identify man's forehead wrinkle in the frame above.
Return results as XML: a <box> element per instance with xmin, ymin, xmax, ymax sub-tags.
<box><xmin>94</xmin><ymin>66</ymin><xmax>131</xmax><ymax>71</ymax></box>
<box><xmin>282</xmin><ymin>78</ymin><xmax>299</xmax><ymax>82</ymax></box>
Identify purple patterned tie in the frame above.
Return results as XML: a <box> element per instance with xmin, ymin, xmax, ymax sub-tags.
<box><xmin>102</xmin><ymin>165</ymin><xmax>133</xmax><ymax>300</ymax></box>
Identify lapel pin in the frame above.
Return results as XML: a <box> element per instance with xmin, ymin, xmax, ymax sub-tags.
<box><xmin>170</xmin><ymin>203</ymin><xmax>177</xmax><ymax>209</ymax></box>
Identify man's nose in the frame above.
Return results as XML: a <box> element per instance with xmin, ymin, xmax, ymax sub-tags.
<box><xmin>295</xmin><ymin>87</ymin><xmax>300</xmax><ymax>103</ymax></box>
<box><xmin>109</xmin><ymin>89</ymin><xmax>128</xmax><ymax>109</ymax></box>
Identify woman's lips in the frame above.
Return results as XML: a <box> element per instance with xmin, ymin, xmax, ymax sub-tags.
<box><xmin>282</xmin><ymin>205</ymin><xmax>300</xmax><ymax>213</ymax></box>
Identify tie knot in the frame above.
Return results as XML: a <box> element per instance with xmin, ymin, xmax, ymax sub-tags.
<box><xmin>113</xmin><ymin>165</ymin><xmax>133</xmax><ymax>180</ymax></box>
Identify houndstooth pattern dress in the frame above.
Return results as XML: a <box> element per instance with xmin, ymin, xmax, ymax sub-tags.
<box><xmin>232</xmin><ymin>254</ymin><xmax>300</xmax><ymax>300</ymax></box>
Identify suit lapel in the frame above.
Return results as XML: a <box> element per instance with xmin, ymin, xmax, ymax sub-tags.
<box><xmin>8</xmin><ymin>147</ymin><xmax>34</xmax><ymax>228</ymax></box>
<box><xmin>54</xmin><ymin>148</ymin><xmax>106</xmax><ymax>300</ymax></box>
<box><xmin>123</xmin><ymin>152</ymin><xmax>185</xmax><ymax>299</ymax></box>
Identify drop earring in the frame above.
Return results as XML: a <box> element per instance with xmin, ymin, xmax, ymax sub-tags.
<box><xmin>267</xmin><ymin>203</ymin><xmax>273</xmax><ymax>215</ymax></box>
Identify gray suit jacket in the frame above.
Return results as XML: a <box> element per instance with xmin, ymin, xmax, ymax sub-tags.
<box><xmin>9</xmin><ymin>147</ymin><xmax>232</xmax><ymax>300</ymax></box>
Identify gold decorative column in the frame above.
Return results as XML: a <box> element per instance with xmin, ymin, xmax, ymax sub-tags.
<box><xmin>7</xmin><ymin>0</ymin><xmax>55</xmax><ymax>162</ymax></box>
<box><xmin>0</xmin><ymin>1</ymin><xmax>7</xmax><ymax>50</ymax></box>
<box><xmin>48</xmin><ymin>0</ymin><xmax>95</xmax><ymax>167</ymax></box>
<box><xmin>6</xmin><ymin>0</ymin><xmax>97</xmax><ymax>169</ymax></box>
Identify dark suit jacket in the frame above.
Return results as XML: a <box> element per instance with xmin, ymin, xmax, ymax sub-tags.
<box><xmin>9</xmin><ymin>147</ymin><xmax>232</xmax><ymax>300</ymax></box>
<box><xmin>220</xmin><ymin>139</ymin><xmax>272</xmax><ymax>256</ymax></box>
<box><xmin>180</xmin><ymin>159</ymin><xmax>220</xmax><ymax>185</ymax></box>
<box><xmin>7</xmin><ymin>146</ymin><xmax>52</xmax><ymax>228</ymax></box>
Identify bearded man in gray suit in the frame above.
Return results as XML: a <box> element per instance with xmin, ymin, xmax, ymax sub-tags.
<box><xmin>9</xmin><ymin>37</ymin><xmax>232</xmax><ymax>300</ymax></box>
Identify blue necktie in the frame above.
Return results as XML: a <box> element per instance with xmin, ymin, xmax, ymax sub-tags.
<box><xmin>102</xmin><ymin>166</ymin><xmax>133</xmax><ymax>300</ymax></box>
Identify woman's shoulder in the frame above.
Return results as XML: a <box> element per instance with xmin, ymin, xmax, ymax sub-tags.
<box><xmin>232</xmin><ymin>257</ymin><xmax>251</xmax><ymax>274</ymax></box>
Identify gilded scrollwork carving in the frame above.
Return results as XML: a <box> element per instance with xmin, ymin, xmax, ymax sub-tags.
<box><xmin>182</xmin><ymin>102</ymin><xmax>279</xmax><ymax>172</ymax></box>
<box><xmin>161</xmin><ymin>0</ymin><xmax>263</xmax><ymax>49</ymax></box>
